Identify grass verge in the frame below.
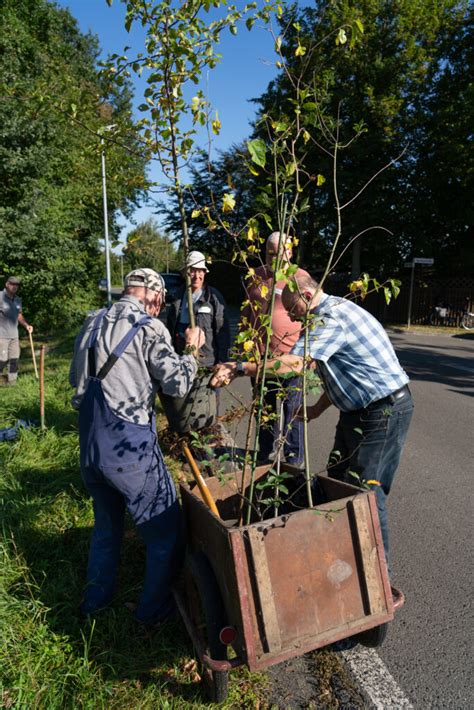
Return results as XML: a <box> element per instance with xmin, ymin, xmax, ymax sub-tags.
<box><xmin>0</xmin><ymin>334</ymin><xmax>267</xmax><ymax>709</ymax></box>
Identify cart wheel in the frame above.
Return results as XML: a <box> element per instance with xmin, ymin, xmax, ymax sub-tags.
<box><xmin>184</xmin><ymin>551</ymin><xmax>229</xmax><ymax>703</ymax></box>
<box><xmin>356</xmin><ymin>622</ymin><xmax>388</xmax><ymax>648</ymax></box>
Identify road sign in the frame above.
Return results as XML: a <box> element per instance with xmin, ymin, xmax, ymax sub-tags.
<box><xmin>413</xmin><ymin>257</ymin><xmax>434</xmax><ymax>265</ymax></box>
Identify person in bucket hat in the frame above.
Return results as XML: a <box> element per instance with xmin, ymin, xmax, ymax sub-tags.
<box><xmin>70</xmin><ymin>266</ymin><xmax>203</xmax><ymax>625</ymax></box>
<box><xmin>0</xmin><ymin>276</ymin><xmax>33</xmax><ymax>385</ymax></box>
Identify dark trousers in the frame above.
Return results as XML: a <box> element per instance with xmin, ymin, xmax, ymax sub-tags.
<box><xmin>328</xmin><ymin>390</ymin><xmax>414</xmax><ymax>569</ymax></box>
<box><xmin>253</xmin><ymin>375</ymin><xmax>304</xmax><ymax>466</ymax></box>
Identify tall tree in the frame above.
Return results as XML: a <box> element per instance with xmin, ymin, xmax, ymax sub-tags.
<box><xmin>0</xmin><ymin>0</ymin><xmax>147</xmax><ymax>329</ymax></box>
<box><xmin>123</xmin><ymin>219</ymin><xmax>182</xmax><ymax>273</ymax></box>
<box><xmin>252</xmin><ymin>0</ymin><xmax>470</xmax><ymax>277</ymax></box>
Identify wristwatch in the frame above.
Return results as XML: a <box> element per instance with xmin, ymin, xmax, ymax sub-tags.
<box><xmin>236</xmin><ymin>361</ymin><xmax>246</xmax><ymax>377</ymax></box>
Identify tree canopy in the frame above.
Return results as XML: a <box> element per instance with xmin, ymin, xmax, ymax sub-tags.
<box><xmin>123</xmin><ymin>219</ymin><xmax>182</xmax><ymax>273</ymax></box>
<box><xmin>0</xmin><ymin>0</ymin><xmax>147</xmax><ymax>329</ymax></box>
<box><xmin>166</xmin><ymin>0</ymin><xmax>472</xmax><ymax>279</ymax></box>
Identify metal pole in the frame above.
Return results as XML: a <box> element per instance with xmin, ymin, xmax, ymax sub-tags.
<box><xmin>407</xmin><ymin>262</ymin><xmax>415</xmax><ymax>328</ymax></box>
<box><xmin>100</xmin><ymin>137</ymin><xmax>112</xmax><ymax>305</ymax></box>
<box><xmin>120</xmin><ymin>253</ymin><xmax>124</xmax><ymax>284</ymax></box>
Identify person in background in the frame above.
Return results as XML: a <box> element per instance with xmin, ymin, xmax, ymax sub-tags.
<box><xmin>240</xmin><ymin>232</ymin><xmax>310</xmax><ymax>466</ymax></box>
<box><xmin>166</xmin><ymin>250</ymin><xmax>230</xmax><ymax>369</ymax></box>
<box><xmin>0</xmin><ymin>276</ymin><xmax>33</xmax><ymax>385</ymax></box>
<box><xmin>70</xmin><ymin>267</ymin><xmax>203</xmax><ymax>625</ymax></box>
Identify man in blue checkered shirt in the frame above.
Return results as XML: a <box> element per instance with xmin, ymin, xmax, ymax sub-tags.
<box><xmin>285</xmin><ymin>274</ymin><xmax>414</xmax><ymax>571</ymax></box>
<box><xmin>211</xmin><ymin>273</ymin><xmax>413</xmax><ymax>578</ymax></box>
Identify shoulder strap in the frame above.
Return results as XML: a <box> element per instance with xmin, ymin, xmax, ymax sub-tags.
<box><xmin>86</xmin><ymin>309</ymin><xmax>107</xmax><ymax>378</ymax></box>
<box><xmin>96</xmin><ymin>314</ymin><xmax>151</xmax><ymax>381</ymax></box>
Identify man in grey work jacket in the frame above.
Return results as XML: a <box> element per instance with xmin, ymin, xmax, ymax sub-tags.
<box><xmin>0</xmin><ymin>276</ymin><xmax>33</xmax><ymax>385</ymax></box>
<box><xmin>70</xmin><ymin>267</ymin><xmax>203</xmax><ymax>624</ymax></box>
<box><xmin>166</xmin><ymin>250</ymin><xmax>230</xmax><ymax>368</ymax></box>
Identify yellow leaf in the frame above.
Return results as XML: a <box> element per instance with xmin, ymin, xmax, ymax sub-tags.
<box><xmin>211</xmin><ymin>110</ymin><xmax>221</xmax><ymax>135</ymax></box>
<box><xmin>222</xmin><ymin>193</ymin><xmax>236</xmax><ymax>213</ymax></box>
<box><xmin>191</xmin><ymin>209</ymin><xmax>201</xmax><ymax>219</ymax></box>
<box><xmin>303</xmin><ymin>129</ymin><xmax>310</xmax><ymax>143</ymax></box>
<box><xmin>316</xmin><ymin>174</ymin><xmax>326</xmax><ymax>186</ymax></box>
<box><xmin>336</xmin><ymin>28</ymin><xmax>347</xmax><ymax>45</ymax></box>
<box><xmin>247</xmin><ymin>226</ymin><xmax>255</xmax><ymax>241</ymax></box>
<box><xmin>243</xmin><ymin>340</ymin><xmax>254</xmax><ymax>352</ymax></box>
<box><xmin>295</xmin><ymin>44</ymin><xmax>306</xmax><ymax>57</ymax></box>
<box><xmin>260</xmin><ymin>284</ymin><xmax>269</xmax><ymax>298</ymax></box>
<box><xmin>247</xmin><ymin>267</ymin><xmax>255</xmax><ymax>277</ymax></box>
<box><xmin>366</xmin><ymin>480</ymin><xmax>381</xmax><ymax>486</ymax></box>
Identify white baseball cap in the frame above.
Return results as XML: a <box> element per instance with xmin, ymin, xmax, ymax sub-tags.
<box><xmin>185</xmin><ymin>250</ymin><xmax>209</xmax><ymax>272</ymax></box>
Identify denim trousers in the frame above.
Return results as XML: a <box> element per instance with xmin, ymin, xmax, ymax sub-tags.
<box><xmin>253</xmin><ymin>375</ymin><xmax>304</xmax><ymax>466</ymax></box>
<box><xmin>328</xmin><ymin>391</ymin><xmax>414</xmax><ymax>569</ymax></box>
<box><xmin>81</xmin><ymin>465</ymin><xmax>184</xmax><ymax>624</ymax></box>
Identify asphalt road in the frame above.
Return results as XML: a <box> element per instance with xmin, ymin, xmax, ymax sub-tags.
<box><xmin>218</xmin><ymin>330</ymin><xmax>474</xmax><ymax>709</ymax></box>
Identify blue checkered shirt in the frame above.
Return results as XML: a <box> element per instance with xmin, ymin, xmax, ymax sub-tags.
<box><xmin>292</xmin><ymin>294</ymin><xmax>409</xmax><ymax>412</ymax></box>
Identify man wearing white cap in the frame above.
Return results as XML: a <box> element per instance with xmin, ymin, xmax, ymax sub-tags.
<box><xmin>70</xmin><ymin>267</ymin><xmax>203</xmax><ymax>625</ymax></box>
<box><xmin>166</xmin><ymin>250</ymin><xmax>230</xmax><ymax>368</ymax></box>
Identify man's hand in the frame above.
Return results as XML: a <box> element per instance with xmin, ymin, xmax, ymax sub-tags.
<box><xmin>26</xmin><ymin>324</ymin><xmax>33</xmax><ymax>334</ymax></box>
<box><xmin>184</xmin><ymin>326</ymin><xmax>205</xmax><ymax>353</ymax></box>
<box><xmin>210</xmin><ymin>362</ymin><xmax>236</xmax><ymax>388</ymax></box>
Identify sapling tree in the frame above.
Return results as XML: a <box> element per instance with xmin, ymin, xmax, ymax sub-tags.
<box><xmin>188</xmin><ymin>11</ymin><xmax>402</xmax><ymax>522</ymax></box>
<box><xmin>103</xmin><ymin>0</ymin><xmax>281</xmax><ymax>327</ymax></box>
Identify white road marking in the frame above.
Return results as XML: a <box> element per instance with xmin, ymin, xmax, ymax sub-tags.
<box><xmin>342</xmin><ymin>647</ymin><xmax>413</xmax><ymax>709</ymax></box>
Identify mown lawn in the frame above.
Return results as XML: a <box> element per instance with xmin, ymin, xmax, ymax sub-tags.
<box><xmin>0</xmin><ymin>335</ymin><xmax>267</xmax><ymax>709</ymax></box>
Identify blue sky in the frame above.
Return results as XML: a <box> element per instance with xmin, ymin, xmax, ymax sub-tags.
<box><xmin>55</xmin><ymin>0</ymin><xmax>283</xmax><ymax>245</ymax></box>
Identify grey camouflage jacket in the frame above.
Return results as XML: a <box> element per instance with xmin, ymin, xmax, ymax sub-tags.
<box><xmin>70</xmin><ymin>295</ymin><xmax>197</xmax><ymax>425</ymax></box>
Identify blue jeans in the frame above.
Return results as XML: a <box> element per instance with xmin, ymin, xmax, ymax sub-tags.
<box><xmin>328</xmin><ymin>390</ymin><xmax>414</xmax><ymax>569</ymax></box>
<box><xmin>254</xmin><ymin>375</ymin><xmax>304</xmax><ymax>466</ymax></box>
<box><xmin>81</xmin><ymin>466</ymin><xmax>184</xmax><ymax>624</ymax></box>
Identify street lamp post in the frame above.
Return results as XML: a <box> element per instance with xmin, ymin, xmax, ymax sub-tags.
<box><xmin>100</xmin><ymin>124</ymin><xmax>117</xmax><ymax>305</ymax></box>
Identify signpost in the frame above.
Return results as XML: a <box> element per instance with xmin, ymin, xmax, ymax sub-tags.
<box><xmin>405</xmin><ymin>258</ymin><xmax>434</xmax><ymax>328</ymax></box>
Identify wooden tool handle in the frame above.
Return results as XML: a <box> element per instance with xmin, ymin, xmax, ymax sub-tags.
<box><xmin>182</xmin><ymin>443</ymin><xmax>220</xmax><ymax>518</ymax></box>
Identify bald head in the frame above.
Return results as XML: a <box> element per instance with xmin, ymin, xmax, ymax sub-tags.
<box><xmin>265</xmin><ymin>232</ymin><xmax>293</xmax><ymax>270</ymax></box>
<box><xmin>282</xmin><ymin>275</ymin><xmax>321</xmax><ymax>320</ymax></box>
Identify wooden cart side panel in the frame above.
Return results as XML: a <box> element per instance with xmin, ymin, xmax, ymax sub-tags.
<box><xmin>247</xmin><ymin>610</ymin><xmax>391</xmax><ymax>671</ymax></box>
<box><xmin>246</xmin><ymin>527</ymin><xmax>282</xmax><ymax>653</ymax></box>
<box><xmin>180</xmin><ymin>485</ymin><xmax>248</xmax><ymax>660</ymax></box>
<box><xmin>228</xmin><ymin>531</ymin><xmax>259</xmax><ymax>668</ymax></box>
<box><xmin>349</xmin><ymin>495</ymin><xmax>385</xmax><ymax>616</ymax></box>
<box><xmin>367</xmin><ymin>491</ymin><xmax>394</xmax><ymax>615</ymax></box>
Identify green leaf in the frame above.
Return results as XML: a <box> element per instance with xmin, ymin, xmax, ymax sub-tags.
<box><xmin>247</xmin><ymin>138</ymin><xmax>266</xmax><ymax>168</ymax></box>
<box><xmin>355</xmin><ymin>18</ymin><xmax>364</xmax><ymax>34</ymax></box>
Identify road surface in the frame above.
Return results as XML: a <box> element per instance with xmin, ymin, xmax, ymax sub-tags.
<box><xmin>218</xmin><ymin>330</ymin><xmax>474</xmax><ymax>708</ymax></box>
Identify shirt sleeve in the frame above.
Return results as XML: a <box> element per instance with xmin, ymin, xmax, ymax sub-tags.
<box><xmin>292</xmin><ymin>314</ymin><xmax>345</xmax><ymax>362</ymax></box>
<box><xmin>146</xmin><ymin>327</ymin><xmax>198</xmax><ymax>397</ymax></box>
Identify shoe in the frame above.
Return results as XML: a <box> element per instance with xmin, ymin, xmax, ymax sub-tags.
<box><xmin>391</xmin><ymin>585</ymin><xmax>405</xmax><ymax>611</ymax></box>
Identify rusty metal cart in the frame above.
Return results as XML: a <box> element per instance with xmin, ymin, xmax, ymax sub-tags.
<box><xmin>173</xmin><ymin>464</ymin><xmax>401</xmax><ymax>702</ymax></box>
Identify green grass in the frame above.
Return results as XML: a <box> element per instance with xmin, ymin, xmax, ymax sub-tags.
<box><xmin>0</xmin><ymin>335</ymin><xmax>268</xmax><ymax>709</ymax></box>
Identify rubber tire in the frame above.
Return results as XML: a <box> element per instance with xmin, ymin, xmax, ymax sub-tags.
<box><xmin>355</xmin><ymin>622</ymin><xmax>388</xmax><ymax>648</ymax></box>
<box><xmin>461</xmin><ymin>313</ymin><xmax>474</xmax><ymax>331</ymax></box>
<box><xmin>183</xmin><ymin>551</ymin><xmax>229</xmax><ymax>703</ymax></box>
